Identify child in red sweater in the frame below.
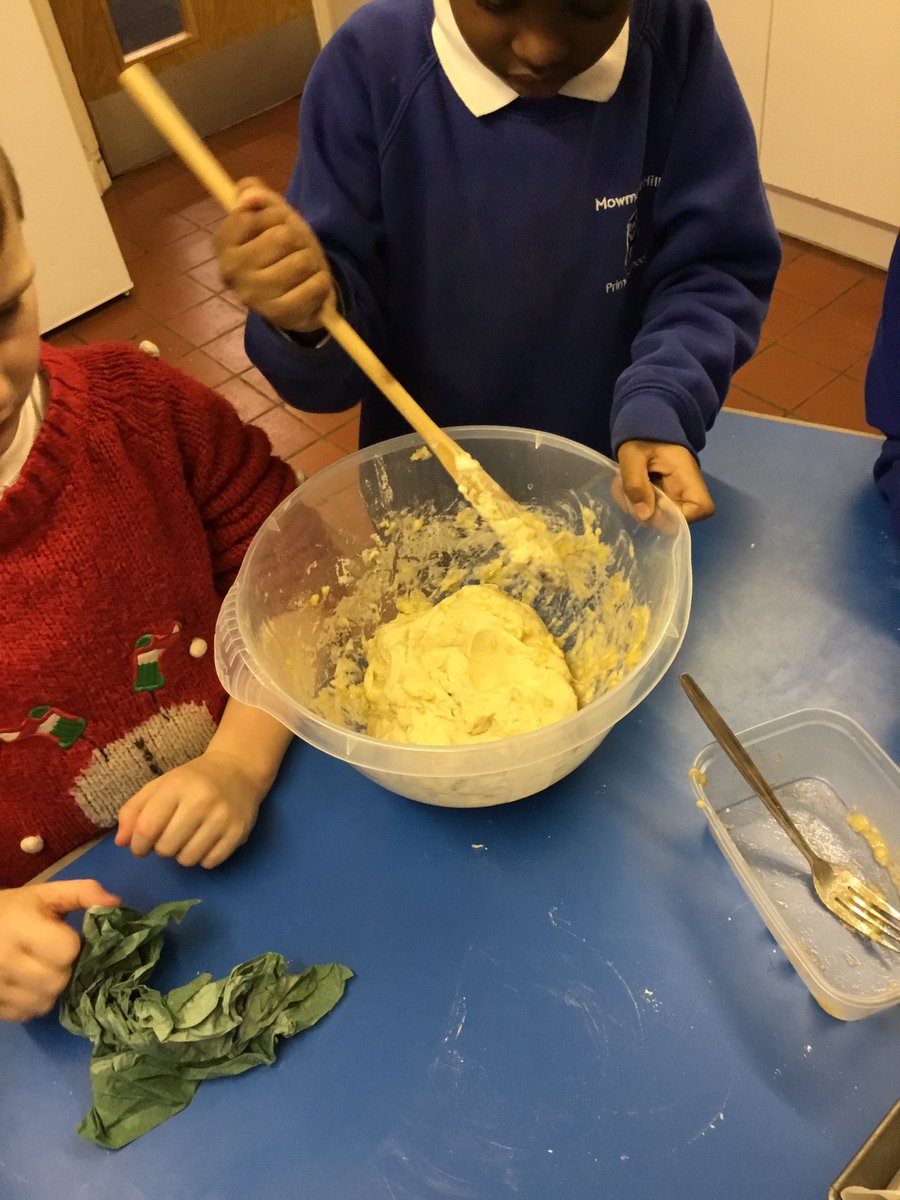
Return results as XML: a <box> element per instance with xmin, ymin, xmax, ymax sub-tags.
<box><xmin>0</xmin><ymin>148</ymin><xmax>297</xmax><ymax>1020</ymax></box>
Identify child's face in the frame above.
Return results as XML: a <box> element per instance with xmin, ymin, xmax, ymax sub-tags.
<box><xmin>449</xmin><ymin>0</ymin><xmax>632</xmax><ymax>98</ymax></box>
<box><xmin>0</xmin><ymin>188</ymin><xmax>40</xmax><ymax>457</ymax></box>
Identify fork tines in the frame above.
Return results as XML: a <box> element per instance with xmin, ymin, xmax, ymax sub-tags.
<box><xmin>836</xmin><ymin>884</ymin><xmax>900</xmax><ymax>952</ymax></box>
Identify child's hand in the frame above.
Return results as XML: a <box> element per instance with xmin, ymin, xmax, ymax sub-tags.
<box><xmin>0</xmin><ymin>880</ymin><xmax>120</xmax><ymax>1021</ymax></box>
<box><xmin>115</xmin><ymin>750</ymin><xmax>266</xmax><ymax>870</ymax></box>
<box><xmin>212</xmin><ymin>177</ymin><xmax>335</xmax><ymax>334</ymax></box>
<box><xmin>617</xmin><ymin>440</ymin><xmax>716</xmax><ymax>524</ymax></box>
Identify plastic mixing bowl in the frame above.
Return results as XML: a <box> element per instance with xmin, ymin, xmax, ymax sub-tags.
<box><xmin>215</xmin><ymin>426</ymin><xmax>692</xmax><ymax>807</ymax></box>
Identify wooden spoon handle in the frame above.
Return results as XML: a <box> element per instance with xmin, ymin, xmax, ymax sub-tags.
<box><xmin>317</xmin><ymin>307</ymin><xmax>470</xmax><ymax>480</ymax></box>
<box><xmin>119</xmin><ymin>64</ymin><xmax>241</xmax><ymax>211</ymax></box>
<box><xmin>119</xmin><ymin>64</ymin><xmax>486</xmax><ymax>482</ymax></box>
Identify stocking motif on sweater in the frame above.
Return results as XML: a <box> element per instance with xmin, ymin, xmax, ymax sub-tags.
<box><xmin>71</xmin><ymin>703</ymin><xmax>217</xmax><ymax>827</ymax></box>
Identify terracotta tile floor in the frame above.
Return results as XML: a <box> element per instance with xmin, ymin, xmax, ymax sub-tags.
<box><xmin>46</xmin><ymin>97</ymin><xmax>886</xmax><ymax>476</ymax></box>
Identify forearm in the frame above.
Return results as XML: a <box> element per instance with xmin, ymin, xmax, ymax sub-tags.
<box><xmin>611</xmin><ymin>224</ymin><xmax>779</xmax><ymax>455</ymax></box>
<box><xmin>611</xmin><ymin>17</ymin><xmax>780</xmax><ymax>454</ymax></box>
<box><xmin>205</xmin><ymin>699</ymin><xmax>294</xmax><ymax>795</ymax></box>
<box><xmin>610</xmin><ymin>298</ymin><xmax>758</xmax><ymax>454</ymax></box>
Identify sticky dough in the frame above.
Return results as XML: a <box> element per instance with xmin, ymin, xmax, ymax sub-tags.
<box><xmin>304</xmin><ymin>493</ymin><xmax>650</xmax><ymax>741</ymax></box>
<box><xmin>363</xmin><ymin>584</ymin><xmax>578</xmax><ymax>745</ymax></box>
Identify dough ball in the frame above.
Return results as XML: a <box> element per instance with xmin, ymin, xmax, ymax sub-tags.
<box><xmin>364</xmin><ymin>584</ymin><xmax>577</xmax><ymax>745</ymax></box>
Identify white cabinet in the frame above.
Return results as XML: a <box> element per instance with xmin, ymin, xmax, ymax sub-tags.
<box><xmin>760</xmin><ymin>0</ymin><xmax>900</xmax><ymax>229</ymax></box>
<box><xmin>704</xmin><ymin>0</ymin><xmax>772</xmax><ymax>141</ymax></box>
<box><xmin>709</xmin><ymin>0</ymin><xmax>899</xmax><ymax>267</ymax></box>
<box><xmin>710</xmin><ymin>0</ymin><xmax>900</xmax><ymax>265</ymax></box>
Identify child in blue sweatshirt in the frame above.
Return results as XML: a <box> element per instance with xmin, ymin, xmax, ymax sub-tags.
<box><xmin>214</xmin><ymin>0</ymin><xmax>781</xmax><ymax>524</ymax></box>
<box><xmin>865</xmin><ymin>233</ymin><xmax>900</xmax><ymax>538</ymax></box>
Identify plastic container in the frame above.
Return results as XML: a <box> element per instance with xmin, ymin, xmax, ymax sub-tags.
<box><xmin>689</xmin><ymin>708</ymin><xmax>900</xmax><ymax>1020</ymax></box>
<box><xmin>216</xmin><ymin>426</ymin><xmax>691</xmax><ymax>807</ymax></box>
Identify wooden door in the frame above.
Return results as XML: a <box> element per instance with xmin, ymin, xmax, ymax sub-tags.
<box><xmin>47</xmin><ymin>0</ymin><xmax>319</xmax><ymax>172</ymax></box>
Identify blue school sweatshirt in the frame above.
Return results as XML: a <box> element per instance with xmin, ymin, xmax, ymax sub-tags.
<box><xmin>246</xmin><ymin>0</ymin><xmax>781</xmax><ymax>457</ymax></box>
<box><xmin>865</xmin><ymin>233</ymin><xmax>900</xmax><ymax>538</ymax></box>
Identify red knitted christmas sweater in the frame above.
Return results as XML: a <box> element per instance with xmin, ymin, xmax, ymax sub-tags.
<box><xmin>0</xmin><ymin>343</ymin><xmax>296</xmax><ymax>886</ymax></box>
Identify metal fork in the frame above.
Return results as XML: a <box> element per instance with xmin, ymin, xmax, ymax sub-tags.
<box><xmin>680</xmin><ymin>674</ymin><xmax>900</xmax><ymax>953</ymax></box>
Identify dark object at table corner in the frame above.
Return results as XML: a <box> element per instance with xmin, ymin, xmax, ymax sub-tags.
<box><xmin>828</xmin><ymin>1099</ymin><xmax>900</xmax><ymax>1199</ymax></box>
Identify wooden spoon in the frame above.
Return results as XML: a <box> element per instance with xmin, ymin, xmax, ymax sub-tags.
<box><xmin>118</xmin><ymin>63</ymin><xmax>561</xmax><ymax>569</ymax></box>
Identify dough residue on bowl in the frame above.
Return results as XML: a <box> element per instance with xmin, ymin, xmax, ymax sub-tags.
<box><xmin>847</xmin><ymin>811</ymin><xmax>900</xmax><ymax>889</ymax></box>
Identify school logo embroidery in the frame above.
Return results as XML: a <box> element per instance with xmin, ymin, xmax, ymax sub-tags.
<box><xmin>595</xmin><ymin>174</ymin><xmax>661</xmax><ymax>291</ymax></box>
<box><xmin>0</xmin><ymin>706</ymin><xmax>87</xmax><ymax>750</ymax></box>
<box><xmin>133</xmin><ymin>622</ymin><xmax>182</xmax><ymax>693</ymax></box>
<box><xmin>624</xmin><ymin>210</ymin><xmax>639</xmax><ymax>269</ymax></box>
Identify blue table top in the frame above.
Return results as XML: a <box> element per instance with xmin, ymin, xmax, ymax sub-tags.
<box><xmin>1</xmin><ymin>411</ymin><xmax>898</xmax><ymax>1200</ymax></box>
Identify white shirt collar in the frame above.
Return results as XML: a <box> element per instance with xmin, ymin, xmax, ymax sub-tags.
<box><xmin>0</xmin><ymin>372</ymin><xmax>46</xmax><ymax>494</ymax></box>
<box><xmin>431</xmin><ymin>0</ymin><xmax>629</xmax><ymax>117</ymax></box>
